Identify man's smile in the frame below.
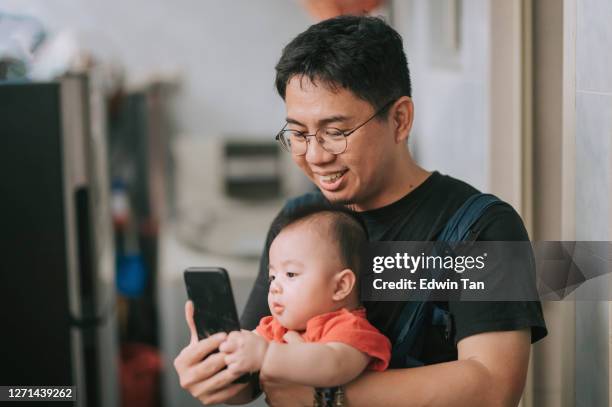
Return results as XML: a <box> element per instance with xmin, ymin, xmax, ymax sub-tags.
<box><xmin>315</xmin><ymin>169</ymin><xmax>349</xmax><ymax>190</ymax></box>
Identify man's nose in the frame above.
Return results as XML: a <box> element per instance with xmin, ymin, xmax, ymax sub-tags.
<box><xmin>305</xmin><ymin>136</ymin><xmax>335</xmax><ymax>165</ymax></box>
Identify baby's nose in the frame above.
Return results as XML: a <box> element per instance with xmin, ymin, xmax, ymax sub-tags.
<box><xmin>270</xmin><ymin>279</ymin><xmax>282</xmax><ymax>294</ymax></box>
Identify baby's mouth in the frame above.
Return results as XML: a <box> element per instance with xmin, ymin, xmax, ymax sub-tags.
<box><xmin>272</xmin><ymin>302</ymin><xmax>285</xmax><ymax>314</ymax></box>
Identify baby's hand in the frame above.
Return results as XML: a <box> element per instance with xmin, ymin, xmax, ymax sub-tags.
<box><xmin>282</xmin><ymin>330</ymin><xmax>304</xmax><ymax>343</ymax></box>
<box><xmin>219</xmin><ymin>330</ymin><xmax>269</xmax><ymax>375</ymax></box>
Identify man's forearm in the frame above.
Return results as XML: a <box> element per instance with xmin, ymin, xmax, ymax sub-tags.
<box><xmin>261</xmin><ymin>330</ymin><xmax>530</xmax><ymax>406</ymax></box>
<box><xmin>261</xmin><ymin>342</ymin><xmax>365</xmax><ymax>388</ymax></box>
<box><xmin>225</xmin><ymin>382</ymin><xmax>256</xmax><ymax>405</ymax></box>
<box><xmin>345</xmin><ymin>359</ymin><xmax>499</xmax><ymax>407</ymax></box>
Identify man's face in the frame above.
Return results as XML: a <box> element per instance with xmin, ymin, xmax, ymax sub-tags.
<box><xmin>267</xmin><ymin>221</ymin><xmax>343</xmax><ymax>331</ymax></box>
<box><xmin>284</xmin><ymin>76</ymin><xmax>398</xmax><ymax>211</ymax></box>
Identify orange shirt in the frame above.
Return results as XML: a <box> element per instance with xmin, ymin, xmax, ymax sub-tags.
<box><xmin>256</xmin><ymin>308</ymin><xmax>391</xmax><ymax>371</ymax></box>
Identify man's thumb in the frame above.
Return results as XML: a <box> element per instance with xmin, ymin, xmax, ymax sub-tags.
<box><xmin>185</xmin><ymin>300</ymin><xmax>198</xmax><ymax>344</ymax></box>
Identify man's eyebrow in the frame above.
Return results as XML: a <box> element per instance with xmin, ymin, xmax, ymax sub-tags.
<box><xmin>286</xmin><ymin>114</ymin><xmax>352</xmax><ymax>128</ymax></box>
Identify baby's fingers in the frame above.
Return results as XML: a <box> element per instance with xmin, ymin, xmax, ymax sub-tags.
<box><xmin>283</xmin><ymin>330</ymin><xmax>304</xmax><ymax>343</ymax></box>
<box><xmin>219</xmin><ymin>338</ymin><xmax>237</xmax><ymax>353</ymax></box>
<box><xmin>226</xmin><ymin>358</ymin><xmax>249</xmax><ymax>375</ymax></box>
<box><xmin>224</xmin><ymin>352</ymin><xmax>238</xmax><ymax>366</ymax></box>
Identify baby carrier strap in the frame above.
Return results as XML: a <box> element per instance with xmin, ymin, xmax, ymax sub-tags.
<box><xmin>390</xmin><ymin>193</ymin><xmax>507</xmax><ymax>368</ymax></box>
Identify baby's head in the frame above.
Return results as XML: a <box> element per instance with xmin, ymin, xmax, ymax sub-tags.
<box><xmin>267</xmin><ymin>204</ymin><xmax>368</xmax><ymax>331</ymax></box>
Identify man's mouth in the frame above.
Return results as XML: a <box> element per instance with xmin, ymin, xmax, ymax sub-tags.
<box><xmin>317</xmin><ymin>169</ymin><xmax>348</xmax><ymax>190</ymax></box>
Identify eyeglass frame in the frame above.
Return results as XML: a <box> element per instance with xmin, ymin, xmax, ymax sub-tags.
<box><xmin>275</xmin><ymin>98</ymin><xmax>396</xmax><ymax>156</ymax></box>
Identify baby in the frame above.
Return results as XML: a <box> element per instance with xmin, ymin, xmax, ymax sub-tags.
<box><xmin>220</xmin><ymin>204</ymin><xmax>391</xmax><ymax>404</ymax></box>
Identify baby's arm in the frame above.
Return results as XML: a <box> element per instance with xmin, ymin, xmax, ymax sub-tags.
<box><xmin>262</xmin><ymin>340</ymin><xmax>370</xmax><ymax>387</ymax></box>
<box><xmin>221</xmin><ymin>330</ymin><xmax>370</xmax><ymax>390</ymax></box>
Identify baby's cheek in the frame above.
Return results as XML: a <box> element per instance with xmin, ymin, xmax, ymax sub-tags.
<box><xmin>290</xmin><ymin>304</ymin><xmax>313</xmax><ymax>330</ymax></box>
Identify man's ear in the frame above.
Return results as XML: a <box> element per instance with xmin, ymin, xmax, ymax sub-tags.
<box><xmin>390</xmin><ymin>96</ymin><xmax>414</xmax><ymax>144</ymax></box>
<box><xmin>332</xmin><ymin>269</ymin><xmax>357</xmax><ymax>301</ymax></box>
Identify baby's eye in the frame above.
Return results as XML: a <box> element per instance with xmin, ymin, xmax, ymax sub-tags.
<box><xmin>268</xmin><ymin>275</ymin><xmax>275</xmax><ymax>283</ymax></box>
<box><xmin>286</xmin><ymin>272</ymin><xmax>296</xmax><ymax>278</ymax></box>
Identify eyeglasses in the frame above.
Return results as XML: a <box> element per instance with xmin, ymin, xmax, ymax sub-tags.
<box><xmin>275</xmin><ymin>99</ymin><xmax>395</xmax><ymax>156</ymax></box>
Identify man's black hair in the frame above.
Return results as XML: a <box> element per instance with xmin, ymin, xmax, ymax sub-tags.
<box><xmin>271</xmin><ymin>203</ymin><xmax>368</xmax><ymax>277</ymax></box>
<box><xmin>275</xmin><ymin>15</ymin><xmax>412</xmax><ymax>116</ymax></box>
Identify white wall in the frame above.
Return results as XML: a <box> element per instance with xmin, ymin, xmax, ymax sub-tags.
<box><xmin>1</xmin><ymin>0</ymin><xmax>312</xmax><ymax>139</ymax></box>
<box><xmin>392</xmin><ymin>0</ymin><xmax>491</xmax><ymax>191</ymax></box>
<box><xmin>574</xmin><ymin>0</ymin><xmax>612</xmax><ymax>405</ymax></box>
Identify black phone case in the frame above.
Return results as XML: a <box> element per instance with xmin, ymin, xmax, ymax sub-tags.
<box><xmin>184</xmin><ymin>267</ymin><xmax>241</xmax><ymax>339</ymax></box>
<box><xmin>183</xmin><ymin>267</ymin><xmax>250</xmax><ymax>383</ymax></box>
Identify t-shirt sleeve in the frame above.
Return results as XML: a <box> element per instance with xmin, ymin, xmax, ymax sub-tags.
<box><xmin>255</xmin><ymin>316</ymin><xmax>275</xmax><ymax>340</ymax></box>
<box><xmin>316</xmin><ymin>312</ymin><xmax>392</xmax><ymax>371</ymax></box>
<box><xmin>450</xmin><ymin>204</ymin><xmax>548</xmax><ymax>344</ymax></box>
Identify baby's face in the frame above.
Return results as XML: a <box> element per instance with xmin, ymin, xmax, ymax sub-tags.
<box><xmin>268</xmin><ymin>221</ymin><xmax>344</xmax><ymax>331</ymax></box>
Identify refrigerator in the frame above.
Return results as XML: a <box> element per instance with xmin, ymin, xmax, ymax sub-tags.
<box><xmin>0</xmin><ymin>74</ymin><xmax>119</xmax><ymax>407</ymax></box>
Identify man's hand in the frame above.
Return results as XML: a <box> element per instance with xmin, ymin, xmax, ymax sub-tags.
<box><xmin>219</xmin><ymin>330</ymin><xmax>269</xmax><ymax>375</ymax></box>
<box><xmin>173</xmin><ymin>301</ymin><xmax>249</xmax><ymax>405</ymax></box>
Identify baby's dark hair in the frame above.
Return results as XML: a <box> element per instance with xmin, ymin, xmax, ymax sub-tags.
<box><xmin>271</xmin><ymin>203</ymin><xmax>368</xmax><ymax>277</ymax></box>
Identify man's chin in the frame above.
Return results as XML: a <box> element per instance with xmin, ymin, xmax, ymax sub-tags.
<box><xmin>318</xmin><ymin>189</ymin><xmax>355</xmax><ymax>206</ymax></box>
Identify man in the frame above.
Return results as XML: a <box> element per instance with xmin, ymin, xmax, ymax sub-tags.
<box><xmin>174</xmin><ymin>15</ymin><xmax>547</xmax><ymax>406</ymax></box>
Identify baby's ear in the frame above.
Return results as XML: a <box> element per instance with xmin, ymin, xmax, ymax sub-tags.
<box><xmin>332</xmin><ymin>268</ymin><xmax>357</xmax><ymax>301</ymax></box>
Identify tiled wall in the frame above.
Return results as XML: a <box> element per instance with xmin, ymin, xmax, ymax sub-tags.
<box><xmin>574</xmin><ymin>0</ymin><xmax>612</xmax><ymax>404</ymax></box>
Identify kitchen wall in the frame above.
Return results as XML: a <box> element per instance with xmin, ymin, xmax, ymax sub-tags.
<box><xmin>0</xmin><ymin>3</ymin><xmax>315</xmax><ymax>406</ymax></box>
<box><xmin>3</xmin><ymin>0</ymin><xmax>495</xmax><ymax>196</ymax></box>
<box><xmin>1</xmin><ymin>0</ymin><xmax>312</xmax><ymax>139</ymax></box>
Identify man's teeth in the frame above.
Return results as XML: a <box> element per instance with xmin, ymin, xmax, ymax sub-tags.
<box><xmin>321</xmin><ymin>171</ymin><xmax>345</xmax><ymax>182</ymax></box>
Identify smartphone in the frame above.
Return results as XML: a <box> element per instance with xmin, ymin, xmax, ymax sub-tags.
<box><xmin>183</xmin><ymin>267</ymin><xmax>241</xmax><ymax>339</ymax></box>
<box><xmin>184</xmin><ymin>267</ymin><xmax>250</xmax><ymax>383</ymax></box>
